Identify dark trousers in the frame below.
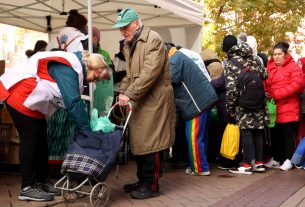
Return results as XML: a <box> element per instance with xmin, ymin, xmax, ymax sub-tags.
<box><xmin>172</xmin><ymin>108</ymin><xmax>188</xmax><ymax>163</ymax></box>
<box><xmin>240</xmin><ymin>129</ymin><xmax>264</xmax><ymax>164</ymax></box>
<box><xmin>271</xmin><ymin>122</ymin><xmax>297</xmax><ymax>163</ymax></box>
<box><xmin>6</xmin><ymin>104</ymin><xmax>48</xmax><ymax>188</ymax></box>
<box><xmin>135</xmin><ymin>151</ymin><xmax>164</xmax><ymax>192</ymax></box>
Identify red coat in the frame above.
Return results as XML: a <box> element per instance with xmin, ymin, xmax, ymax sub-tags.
<box><xmin>265</xmin><ymin>54</ymin><xmax>303</xmax><ymax>123</ymax></box>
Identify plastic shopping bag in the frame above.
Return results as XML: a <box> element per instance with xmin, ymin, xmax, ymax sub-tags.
<box><xmin>90</xmin><ymin>108</ymin><xmax>115</xmax><ymax>133</ymax></box>
<box><xmin>220</xmin><ymin>123</ymin><xmax>240</xmax><ymax>160</ymax></box>
<box><xmin>267</xmin><ymin>98</ymin><xmax>276</xmax><ymax>128</ymax></box>
<box><xmin>291</xmin><ymin>137</ymin><xmax>305</xmax><ymax>166</ymax></box>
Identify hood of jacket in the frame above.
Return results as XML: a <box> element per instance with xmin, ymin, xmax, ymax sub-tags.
<box><xmin>227</xmin><ymin>42</ymin><xmax>253</xmax><ymax>59</ymax></box>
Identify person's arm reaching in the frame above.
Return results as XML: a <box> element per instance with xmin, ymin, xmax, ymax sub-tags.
<box><xmin>48</xmin><ymin>61</ymin><xmax>91</xmax><ymax>131</ymax></box>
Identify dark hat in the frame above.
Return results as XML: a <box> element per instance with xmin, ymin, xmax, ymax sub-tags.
<box><xmin>222</xmin><ymin>35</ymin><xmax>237</xmax><ymax>53</ymax></box>
<box><xmin>165</xmin><ymin>42</ymin><xmax>175</xmax><ymax>52</ymax></box>
<box><xmin>257</xmin><ymin>52</ymin><xmax>268</xmax><ymax>68</ymax></box>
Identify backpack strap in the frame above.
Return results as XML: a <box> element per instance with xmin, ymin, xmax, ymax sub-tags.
<box><xmin>56</xmin><ymin>35</ymin><xmax>81</xmax><ymax>51</ymax></box>
<box><xmin>204</xmin><ymin>58</ymin><xmax>221</xmax><ymax>67</ymax></box>
<box><xmin>229</xmin><ymin>58</ymin><xmax>244</xmax><ymax>69</ymax></box>
<box><xmin>56</xmin><ymin>36</ymin><xmax>62</xmax><ymax>50</ymax></box>
<box><xmin>63</xmin><ymin>35</ymin><xmax>81</xmax><ymax>51</ymax></box>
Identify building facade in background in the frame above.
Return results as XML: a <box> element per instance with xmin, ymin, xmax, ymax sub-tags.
<box><xmin>0</xmin><ymin>23</ymin><xmax>48</xmax><ymax>69</ymax></box>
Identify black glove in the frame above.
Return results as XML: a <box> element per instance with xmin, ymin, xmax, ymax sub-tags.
<box><xmin>227</xmin><ymin>112</ymin><xmax>236</xmax><ymax>124</ymax></box>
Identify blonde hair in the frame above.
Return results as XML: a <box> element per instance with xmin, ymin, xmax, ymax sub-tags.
<box><xmin>82</xmin><ymin>51</ymin><xmax>110</xmax><ymax>82</ymax></box>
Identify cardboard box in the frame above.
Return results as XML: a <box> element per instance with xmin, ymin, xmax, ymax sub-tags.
<box><xmin>0</xmin><ymin>123</ymin><xmax>19</xmax><ymax>164</ymax></box>
<box><xmin>0</xmin><ymin>142</ymin><xmax>19</xmax><ymax>164</ymax></box>
<box><xmin>0</xmin><ymin>123</ymin><xmax>12</xmax><ymax>143</ymax></box>
<box><xmin>1</xmin><ymin>105</ymin><xmax>14</xmax><ymax>124</ymax></box>
<box><xmin>0</xmin><ymin>60</ymin><xmax>4</xmax><ymax>76</ymax></box>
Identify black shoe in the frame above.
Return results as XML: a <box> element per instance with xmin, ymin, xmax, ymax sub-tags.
<box><xmin>123</xmin><ymin>181</ymin><xmax>141</xmax><ymax>193</ymax></box>
<box><xmin>131</xmin><ymin>186</ymin><xmax>160</xmax><ymax>199</ymax></box>
<box><xmin>171</xmin><ymin>161</ymin><xmax>189</xmax><ymax>169</ymax></box>
<box><xmin>38</xmin><ymin>182</ymin><xmax>62</xmax><ymax>196</ymax></box>
<box><xmin>217</xmin><ymin>163</ymin><xmax>231</xmax><ymax>170</ymax></box>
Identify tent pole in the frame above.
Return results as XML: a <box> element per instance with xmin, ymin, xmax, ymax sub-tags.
<box><xmin>88</xmin><ymin>0</ymin><xmax>94</xmax><ymax>114</ymax></box>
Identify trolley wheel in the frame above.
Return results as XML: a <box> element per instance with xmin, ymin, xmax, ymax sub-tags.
<box><xmin>62</xmin><ymin>180</ymin><xmax>79</xmax><ymax>203</ymax></box>
<box><xmin>90</xmin><ymin>182</ymin><xmax>110</xmax><ymax>207</ymax></box>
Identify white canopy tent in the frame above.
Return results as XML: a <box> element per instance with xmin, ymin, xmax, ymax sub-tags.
<box><xmin>0</xmin><ymin>0</ymin><xmax>204</xmax><ymax>110</ymax></box>
<box><xmin>0</xmin><ymin>0</ymin><xmax>204</xmax><ymax>56</ymax></box>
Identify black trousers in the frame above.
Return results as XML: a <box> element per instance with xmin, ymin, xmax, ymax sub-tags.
<box><xmin>271</xmin><ymin>122</ymin><xmax>297</xmax><ymax>163</ymax></box>
<box><xmin>172</xmin><ymin>107</ymin><xmax>188</xmax><ymax>163</ymax></box>
<box><xmin>6</xmin><ymin>104</ymin><xmax>48</xmax><ymax>188</ymax></box>
<box><xmin>135</xmin><ymin>150</ymin><xmax>164</xmax><ymax>192</ymax></box>
<box><xmin>240</xmin><ymin>129</ymin><xmax>264</xmax><ymax>164</ymax></box>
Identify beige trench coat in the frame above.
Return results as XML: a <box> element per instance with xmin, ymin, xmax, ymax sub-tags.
<box><xmin>120</xmin><ymin>26</ymin><xmax>175</xmax><ymax>155</ymax></box>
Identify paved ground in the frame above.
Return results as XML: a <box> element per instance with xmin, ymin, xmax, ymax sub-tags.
<box><xmin>1</xmin><ymin>161</ymin><xmax>305</xmax><ymax>207</ymax></box>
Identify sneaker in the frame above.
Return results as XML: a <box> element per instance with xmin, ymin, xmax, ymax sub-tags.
<box><xmin>229</xmin><ymin>164</ymin><xmax>252</xmax><ymax>175</ymax></box>
<box><xmin>294</xmin><ymin>164</ymin><xmax>303</xmax><ymax>169</ymax></box>
<box><xmin>217</xmin><ymin>163</ymin><xmax>230</xmax><ymax>170</ymax></box>
<box><xmin>185</xmin><ymin>167</ymin><xmax>210</xmax><ymax>176</ymax></box>
<box><xmin>38</xmin><ymin>182</ymin><xmax>62</xmax><ymax>196</ymax></box>
<box><xmin>131</xmin><ymin>186</ymin><xmax>160</xmax><ymax>199</ymax></box>
<box><xmin>253</xmin><ymin>162</ymin><xmax>265</xmax><ymax>172</ymax></box>
<box><xmin>19</xmin><ymin>186</ymin><xmax>54</xmax><ymax>201</ymax></box>
<box><xmin>264</xmin><ymin>157</ymin><xmax>280</xmax><ymax>168</ymax></box>
<box><xmin>123</xmin><ymin>181</ymin><xmax>141</xmax><ymax>193</ymax></box>
<box><xmin>280</xmin><ymin>159</ymin><xmax>293</xmax><ymax>171</ymax></box>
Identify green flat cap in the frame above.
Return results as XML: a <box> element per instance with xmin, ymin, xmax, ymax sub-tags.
<box><xmin>112</xmin><ymin>8</ymin><xmax>139</xmax><ymax>28</ymax></box>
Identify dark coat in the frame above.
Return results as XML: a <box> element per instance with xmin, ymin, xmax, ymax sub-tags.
<box><xmin>169</xmin><ymin>50</ymin><xmax>218</xmax><ymax>120</ymax></box>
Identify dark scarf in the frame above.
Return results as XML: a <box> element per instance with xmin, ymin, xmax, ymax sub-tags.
<box><xmin>128</xmin><ymin>25</ymin><xmax>144</xmax><ymax>56</ymax></box>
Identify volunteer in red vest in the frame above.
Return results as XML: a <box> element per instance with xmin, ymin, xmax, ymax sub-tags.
<box><xmin>0</xmin><ymin>50</ymin><xmax>111</xmax><ymax>202</ymax></box>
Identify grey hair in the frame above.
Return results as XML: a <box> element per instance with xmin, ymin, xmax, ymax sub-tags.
<box><xmin>237</xmin><ymin>32</ymin><xmax>248</xmax><ymax>44</ymax></box>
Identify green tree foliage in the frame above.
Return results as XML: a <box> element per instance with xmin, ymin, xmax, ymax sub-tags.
<box><xmin>203</xmin><ymin>0</ymin><xmax>305</xmax><ymax>56</ymax></box>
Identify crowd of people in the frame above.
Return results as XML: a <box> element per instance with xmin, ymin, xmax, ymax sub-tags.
<box><xmin>1</xmin><ymin>7</ymin><xmax>305</xmax><ymax>202</ymax></box>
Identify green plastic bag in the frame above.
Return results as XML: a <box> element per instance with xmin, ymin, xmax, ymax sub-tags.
<box><xmin>93</xmin><ymin>75</ymin><xmax>114</xmax><ymax>116</ymax></box>
<box><xmin>267</xmin><ymin>98</ymin><xmax>276</xmax><ymax>128</ymax></box>
<box><xmin>90</xmin><ymin>108</ymin><xmax>115</xmax><ymax>133</ymax></box>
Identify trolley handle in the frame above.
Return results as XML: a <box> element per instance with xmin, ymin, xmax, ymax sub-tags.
<box><xmin>107</xmin><ymin>102</ymin><xmax>133</xmax><ymax>134</ymax></box>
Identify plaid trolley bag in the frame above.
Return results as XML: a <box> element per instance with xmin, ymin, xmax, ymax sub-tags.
<box><xmin>56</xmin><ymin>102</ymin><xmax>132</xmax><ymax>207</ymax></box>
<box><xmin>61</xmin><ymin>129</ymin><xmax>122</xmax><ymax>181</ymax></box>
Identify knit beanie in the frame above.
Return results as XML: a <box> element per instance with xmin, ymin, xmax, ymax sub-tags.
<box><xmin>246</xmin><ymin>35</ymin><xmax>258</xmax><ymax>56</ymax></box>
<box><xmin>222</xmin><ymin>35</ymin><xmax>237</xmax><ymax>53</ymax></box>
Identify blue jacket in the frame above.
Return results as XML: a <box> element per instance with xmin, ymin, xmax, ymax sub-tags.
<box><xmin>169</xmin><ymin>51</ymin><xmax>218</xmax><ymax>120</ymax></box>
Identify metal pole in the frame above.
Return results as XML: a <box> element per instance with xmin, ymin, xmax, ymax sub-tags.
<box><xmin>88</xmin><ymin>0</ymin><xmax>94</xmax><ymax>113</ymax></box>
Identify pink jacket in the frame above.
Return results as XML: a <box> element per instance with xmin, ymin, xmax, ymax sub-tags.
<box><xmin>265</xmin><ymin>54</ymin><xmax>304</xmax><ymax>123</ymax></box>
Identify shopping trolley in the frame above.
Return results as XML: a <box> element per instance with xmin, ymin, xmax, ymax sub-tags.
<box><xmin>54</xmin><ymin>102</ymin><xmax>132</xmax><ymax>207</ymax></box>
